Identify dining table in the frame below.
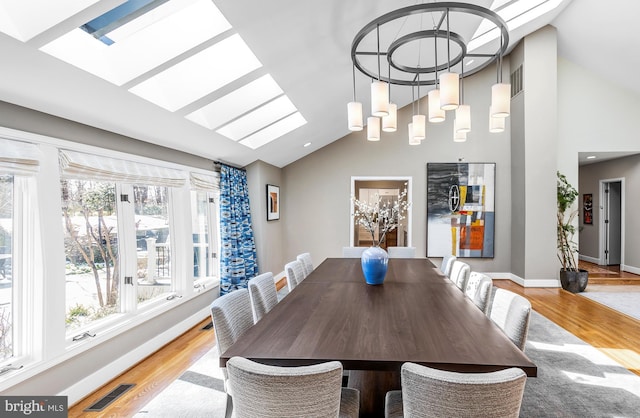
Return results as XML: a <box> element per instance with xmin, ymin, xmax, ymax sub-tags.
<box><xmin>219</xmin><ymin>257</ymin><xmax>536</xmax><ymax>417</ymax></box>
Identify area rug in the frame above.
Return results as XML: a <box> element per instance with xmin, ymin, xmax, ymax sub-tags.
<box><xmin>580</xmin><ymin>292</ymin><xmax>640</xmax><ymax>321</ymax></box>
<box><xmin>135</xmin><ymin>310</ymin><xmax>640</xmax><ymax>417</ymax></box>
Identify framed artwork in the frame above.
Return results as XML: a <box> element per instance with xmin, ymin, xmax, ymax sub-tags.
<box><xmin>266</xmin><ymin>184</ymin><xmax>280</xmax><ymax>221</ymax></box>
<box><xmin>427</xmin><ymin>163</ymin><xmax>495</xmax><ymax>258</ymax></box>
<box><xmin>583</xmin><ymin>193</ymin><xmax>593</xmax><ymax>225</ymax></box>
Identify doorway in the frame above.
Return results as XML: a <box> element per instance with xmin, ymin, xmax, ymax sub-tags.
<box><xmin>600</xmin><ymin>179</ymin><xmax>624</xmax><ymax>266</ymax></box>
<box><xmin>350</xmin><ymin>176</ymin><xmax>412</xmax><ymax>249</ymax></box>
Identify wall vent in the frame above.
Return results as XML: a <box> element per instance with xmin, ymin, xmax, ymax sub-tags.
<box><xmin>511</xmin><ymin>65</ymin><xmax>523</xmax><ymax>97</ymax></box>
<box><xmin>84</xmin><ymin>383</ymin><xmax>135</xmax><ymax>411</ymax></box>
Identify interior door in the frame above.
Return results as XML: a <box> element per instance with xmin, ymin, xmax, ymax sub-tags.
<box><xmin>604</xmin><ymin>181</ymin><xmax>622</xmax><ymax>265</ymax></box>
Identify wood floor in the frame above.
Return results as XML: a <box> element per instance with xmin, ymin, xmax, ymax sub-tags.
<box><xmin>68</xmin><ymin>267</ymin><xmax>640</xmax><ymax>417</ymax></box>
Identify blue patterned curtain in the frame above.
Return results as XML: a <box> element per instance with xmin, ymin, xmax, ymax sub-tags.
<box><xmin>219</xmin><ymin>164</ymin><xmax>258</xmax><ymax>294</ymax></box>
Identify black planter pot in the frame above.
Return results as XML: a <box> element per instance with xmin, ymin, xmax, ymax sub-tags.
<box><xmin>560</xmin><ymin>269</ymin><xmax>589</xmax><ymax>293</ymax></box>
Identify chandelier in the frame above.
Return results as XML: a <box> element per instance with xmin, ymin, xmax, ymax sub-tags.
<box><xmin>347</xmin><ymin>2</ymin><xmax>510</xmax><ymax>143</ymax></box>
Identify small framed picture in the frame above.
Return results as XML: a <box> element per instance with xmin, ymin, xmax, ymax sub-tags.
<box><xmin>583</xmin><ymin>193</ymin><xmax>593</xmax><ymax>225</ymax></box>
<box><xmin>266</xmin><ymin>184</ymin><xmax>280</xmax><ymax>221</ymax></box>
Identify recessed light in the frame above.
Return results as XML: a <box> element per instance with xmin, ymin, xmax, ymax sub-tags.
<box><xmin>303</xmin><ymin>142</ymin><xmax>311</xmax><ymax>147</ymax></box>
<box><xmin>586</xmin><ymin>155</ymin><xmax>596</xmax><ymax>160</ymax></box>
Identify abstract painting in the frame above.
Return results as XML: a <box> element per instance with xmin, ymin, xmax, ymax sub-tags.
<box><xmin>427</xmin><ymin>163</ymin><xmax>495</xmax><ymax>258</ymax></box>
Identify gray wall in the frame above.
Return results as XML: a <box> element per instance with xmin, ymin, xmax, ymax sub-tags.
<box><xmin>246</xmin><ymin>160</ymin><xmax>285</xmax><ymax>276</ymax></box>
<box><xmin>282</xmin><ymin>62</ymin><xmax>514</xmax><ymax>275</ymax></box>
<box><xmin>579</xmin><ymin>154</ymin><xmax>640</xmax><ymax>271</ymax></box>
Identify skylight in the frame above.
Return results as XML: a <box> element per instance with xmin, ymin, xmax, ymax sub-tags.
<box><xmin>239</xmin><ymin>113</ymin><xmax>307</xmax><ymax>150</ymax></box>
<box><xmin>186</xmin><ymin>74</ymin><xmax>283</xmax><ymax>130</ymax></box>
<box><xmin>40</xmin><ymin>0</ymin><xmax>232</xmax><ymax>86</ymax></box>
<box><xmin>468</xmin><ymin>0</ymin><xmax>564</xmax><ymax>51</ymax></box>
<box><xmin>129</xmin><ymin>34</ymin><xmax>262</xmax><ymax>111</ymax></box>
<box><xmin>32</xmin><ymin>0</ymin><xmax>306</xmax><ymax>149</ymax></box>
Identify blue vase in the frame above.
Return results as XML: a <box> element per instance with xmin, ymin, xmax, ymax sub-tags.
<box><xmin>361</xmin><ymin>246</ymin><xmax>389</xmax><ymax>285</ymax></box>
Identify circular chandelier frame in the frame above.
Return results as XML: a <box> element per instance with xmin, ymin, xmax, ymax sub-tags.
<box><xmin>350</xmin><ymin>2</ymin><xmax>509</xmax><ymax>87</ymax></box>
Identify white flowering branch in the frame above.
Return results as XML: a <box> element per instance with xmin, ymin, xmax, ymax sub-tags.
<box><xmin>352</xmin><ymin>185</ymin><xmax>411</xmax><ymax>247</ymax></box>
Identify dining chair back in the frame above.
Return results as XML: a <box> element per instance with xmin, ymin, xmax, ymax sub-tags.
<box><xmin>387</xmin><ymin>246</ymin><xmax>416</xmax><ymax>258</ymax></box>
<box><xmin>284</xmin><ymin>259</ymin><xmax>305</xmax><ymax>292</ymax></box>
<box><xmin>296</xmin><ymin>252</ymin><xmax>314</xmax><ymax>278</ymax></box>
<box><xmin>342</xmin><ymin>246</ymin><xmax>367</xmax><ymax>258</ymax></box>
<box><xmin>465</xmin><ymin>272</ymin><xmax>493</xmax><ymax>315</ymax></box>
<box><xmin>489</xmin><ymin>288</ymin><xmax>532</xmax><ymax>351</ymax></box>
<box><xmin>439</xmin><ymin>254</ymin><xmax>456</xmax><ymax>277</ymax></box>
<box><xmin>227</xmin><ymin>356</ymin><xmax>360</xmax><ymax>418</ymax></box>
<box><xmin>248</xmin><ymin>272</ymin><xmax>278</xmax><ymax>323</ymax></box>
<box><xmin>210</xmin><ymin>289</ymin><xmax>254</xmax><ymax>417</ymax></box>
<box><xmin>449</xmin><ymin>260</ymin><xmax>470</xmax><ymax>291</ymax></box>
<box><xmin>384</xmin><ymin>362</ymin><xmax>527</xmax><ymax>418</ymax></box>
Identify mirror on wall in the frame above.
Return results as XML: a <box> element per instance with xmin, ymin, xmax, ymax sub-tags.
<box><xmin>350</xmin><ymin>176</ymin><xmax>412</xmax><ymax>250</ymax></box>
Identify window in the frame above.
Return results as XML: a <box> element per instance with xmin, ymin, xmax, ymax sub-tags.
<box><xmin>62</xmin><ymin>179</ymin><xmax>120</xmax><ymax>331</ymax></box>
<box><xmin>134</xmin><ymin>184</ymin><xmax>173</xmax><ymax>303</ymax></box>
<box><xmin>0</xmin><ymin>132</ymin><xmax>220</xmax><ymax>389</ymax></box>
<box><xmin>191</xmin><ymin>191</ymin><xmax>219</xmax><ymax>281</ymax></box>
<box><xmin>0</xmin><ymin>176</ymin><xmax>13</xmax><ymax>361</ymax></box>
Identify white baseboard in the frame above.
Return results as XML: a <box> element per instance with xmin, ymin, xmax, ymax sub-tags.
<box><xmin>622</xmin><ymin>264</ymin><xmax>640</xmax><ymax>275</ymax></box>
<box><xmin>486</xmin><ymin>272</ymin><xmax>559</xmax><ymax>288</ymax></box>
<box><xmin>579</xmin><ymin>254</ymin><xmax>600</xmax><ymax>264</ymax></box>
<box><xmin>62</xmin><ymin>306</ymin><xmax>211</xmax><ymax>405</ymax></box>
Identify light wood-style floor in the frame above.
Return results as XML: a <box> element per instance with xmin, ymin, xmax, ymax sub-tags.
<box><xmin>69</xmin><ymin>266</ymin><xmax>640</xmax><ymax>417</ymax></box>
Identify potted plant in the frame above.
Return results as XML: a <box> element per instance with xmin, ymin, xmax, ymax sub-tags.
<box><xmin>557</xmin><ymin>171</ymin><xmax>588</xmax><ymax>293</ymax></box>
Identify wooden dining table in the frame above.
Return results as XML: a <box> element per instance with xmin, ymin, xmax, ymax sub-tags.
<box><xmin>220</xmin><ymin>257</ymin><xmax>536</xmax><ymax>417</ymax></box>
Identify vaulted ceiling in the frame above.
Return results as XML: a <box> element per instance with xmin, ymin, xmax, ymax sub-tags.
<box><xmin>1</xmin><ymin>0</ymin><xmax>639</xmax><ymax>168</ymax></box>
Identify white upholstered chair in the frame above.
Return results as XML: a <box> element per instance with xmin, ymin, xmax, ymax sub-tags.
<box><xmin>387</xmin><ymin>246</ymin><xmax>416</xmax><ymax>258</ymax></box>
<box><xmin>464</xmin><ymin>272</ymin><xmax>493</xmax><ymax>315</ymax></box>
<box><xmin>384</xmin><ymin>362</ymin><xmax>527</xmax><ymax>418</ymax></box>
<box><xmin>439</xmin><ymin>254</ymin><xmax>456</xmax><ymax>277</ymax></box>
<box><xmin>296</xmin><ymin>252</ymin><xmax>314</xmax><ymax>278</ymax></box>
<box><xmin>342</xmin><ymin>246</ymin><xmax>367</xmax><ymax>258</ymax></box>
<box><xmin>489</xmin><ymin>288</ymin><xmax>532</xmax><ymax>351</ymax></box>
<box><xmin>284</xmin><ymin>259</ymin><xmax>305</xmax><ymax>292</ymax></box>
<box><xmin>449</xmin><ymin>260</ymin><xmax>470</xmax><ymax>291</ymax></box>
<box><xmin>227</xmin><ymin>356</ymin><xmax>360</xmax><ymax>418</ymax></box>
<box><xmin>210</xmin><ymin>289</ymin><xmax>255</xmax><ymax>418</ymax></box>
<box><xmin>248</xmin><ymin>272</ymin><xmax>278</xmax><ymax>323</ymax></box>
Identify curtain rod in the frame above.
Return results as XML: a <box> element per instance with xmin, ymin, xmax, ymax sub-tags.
<box><xmin>214</xmin><ymin>160</ymin><xmax>246</xmax><ymax>171</ymax></box>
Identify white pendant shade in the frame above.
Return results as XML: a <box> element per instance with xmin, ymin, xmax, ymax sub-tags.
<box><xmin>347</xmin><ymin>101</ymin><xmax>363</xmax><ymax>131</ymax></box>
<box><xmin>489</xmin><ymin>105</ymin><xmax>505</xmax><ymax>133</ymax></box>
<box><xmin>408</xmin><ymin>122</ymin><xmax>420</xmax><ymax>145</ymax></box>
<box><xmin>428</xmin><ymin>89</ymin><xmax>445</xmax><ymax>123</ymax></box>
<box><xmin>412</xmin><ymin>114</ymin><xmax>426</xmax><ymax>140</ymax></box>
<box><xmin>491</xmin><ymin>83</ymin><xmax>511</xmax><ymax>118</ymax></box>
<box><xmin>453</xmin><ymin>119</ymin><xmax>467</xmax><ymax>142</ymax></box>
<box><xmin>367</xmin><ymin>116</ymin><xmax>381</xmax><ymax>141</ymax></box>
<box><xmin>382</xmin><ymin>103</ymin><xmax>398</xmax><ymax>132</ymax></box>
<box><xmin>439</xmin><ymin>72</ymin><xmax>459</xmax><ymax>110</ymax></box>
<box><xmin>371</xmin><ymin>80</ymin><xmax>389</xmax><ymax>117</ymax></box>
<box><xmin>455</xmin><ymin>104</ymin><xmax>471</xmax><ymax>133</ymax></box>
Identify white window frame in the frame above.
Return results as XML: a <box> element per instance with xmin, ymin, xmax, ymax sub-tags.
<box><xmin>0</xmin><ymin>126</ymin><xmax>220</xmax><ymax>391</ymax></box>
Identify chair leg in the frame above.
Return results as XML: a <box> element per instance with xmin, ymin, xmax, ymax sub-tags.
<box><xmin>224</xmin><ymin>394</ymin><xmax>233</xmax><ymax>418</ymax></box>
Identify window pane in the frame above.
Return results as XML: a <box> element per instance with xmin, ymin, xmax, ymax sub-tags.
<box><xmin>62</xmin><ymin>179</ymin><xmax>120</xmax><ymax>332</ymax></box>
<box><xmin>0</xmin><ymin>176</ymin><xmax>13</xmax><ymax>361</ymax></box>
<box><xmin>134</xmin><ymin>185</ymin><xmax>172</xmax><ymax>303</ymax></box>
<box><xmin>192</xmin><ymin>191</ymin><xmax>210</xmax><ymax>278</ymax></box>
